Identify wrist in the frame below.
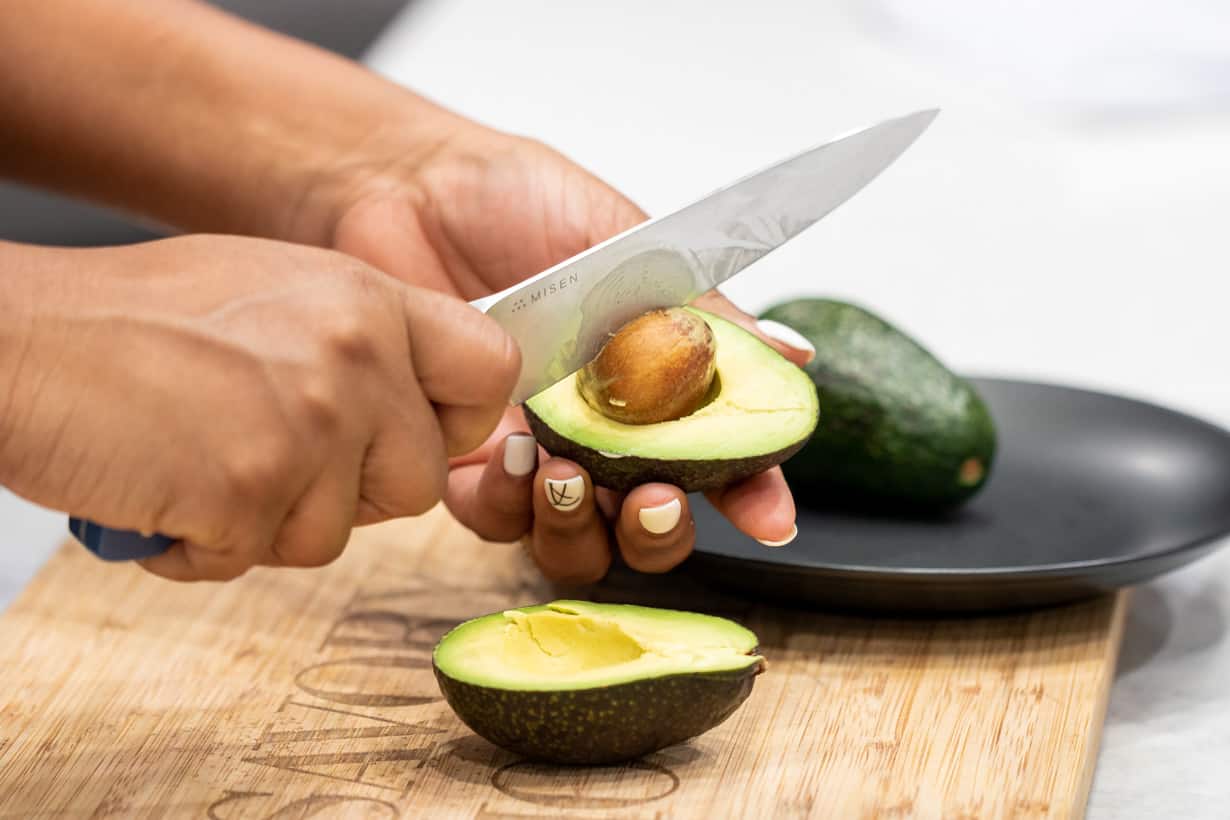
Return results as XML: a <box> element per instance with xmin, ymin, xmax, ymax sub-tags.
<box><xmin>279</xmin><ymin>94</ymin><xmax>470</xmax><ymax>249</ymax></box>
<box><xmin>0</xmin><ymin>0</ymin><xmax>473</xmax><ymax>246</ymax></box>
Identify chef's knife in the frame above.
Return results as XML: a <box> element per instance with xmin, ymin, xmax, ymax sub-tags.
<box><xmin>71</xmin><ymin>108</ymin><xmax>938</xmax><ymax>561</ymax></box>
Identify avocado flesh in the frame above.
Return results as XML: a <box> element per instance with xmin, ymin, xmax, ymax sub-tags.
<box><xmin>524</xmin><ymin>309</ymin><xmax>819</xmax><ymax>492</ymax></box>
<box><xmin>433</xmin><ymin>601</ymin><xmax>763</xmax><ymax>764</ymax></box>
<box><xmin>760</xmin><ymin>298</ymin><xmax>997</xmax><ymax>510</ymax></box>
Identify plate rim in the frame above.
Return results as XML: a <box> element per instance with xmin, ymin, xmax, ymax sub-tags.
<box><xmin>690</xmin><ymin>375</ymin><xmax>1230</xmax><ymax>580</ymax></box>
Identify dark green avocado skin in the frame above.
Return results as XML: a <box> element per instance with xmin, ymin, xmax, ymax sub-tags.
<box><xmin>523</xmin><ymin>405</ymin><xmax>808</xmax><ymax>493</ymax></box>
<box><xmin>433</xmin><ymin>663</ymin><xmax>759</xmax><ymax>765</ymax></box>
<box><xmin>761</xmin><ymin>298</ymin><xmax>997</xmax><ymax>511</ymax></box>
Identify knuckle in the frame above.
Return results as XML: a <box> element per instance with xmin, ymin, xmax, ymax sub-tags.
<box><xmin>316</xmin><ymin>266</ymin><xmax>391</xmax><ymax>367</ymax></box>
<box><xmin>288</xmin><ymin>371</ymin><xmax>343</xmax><ymax>434</ymax></box>
<box><xmin>322</xmin><ymin>307</ymin><xmax>380</xmax><ymax>365</ymax></box>
<box><xmin>370</xmin><ymin>457</ymin><xmax>446</xmax><ymax>520</ymax></box>
<box><xmin>216</xmin><ymin>440</ymin><xmax>294</xmax><ymax>500</ymax></box>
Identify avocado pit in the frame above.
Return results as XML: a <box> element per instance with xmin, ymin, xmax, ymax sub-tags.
<box><xmin>578</xmin><ymin>307</ymin><xmax>717</xmax><ymax>425</ymax></box>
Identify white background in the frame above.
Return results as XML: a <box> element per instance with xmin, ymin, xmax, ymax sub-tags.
<box><xmin>2</xmin><ymin>0</ymin><xmax>1228</xmax><ymax>815</ymax></box>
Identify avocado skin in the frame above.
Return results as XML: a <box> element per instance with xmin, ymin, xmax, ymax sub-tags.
<box><xmin>433</xmin><ymin>663</ymin><xmax>759</xmax><ymax>765</ymax></box>
<box><xmin>761</xmin><ymin>298</ymin><xmax>997</xmax><ymax>510</ymax></box>
<box><xmin>524</xmin><ymin>404</ymin><xmax>808</xmax><ymax>493</ymax></box>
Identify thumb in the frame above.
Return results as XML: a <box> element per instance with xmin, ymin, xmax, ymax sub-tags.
<box><xmin>332</xmin><ymin>193</ymin><xmax>457</xmax><ymax>293</ymax></box>
<box><xmin>400</xmin><ymin>285</ymin><xmax>522</xmax><ymax>408</ymax></box>
<box><xmin>690</xmin><ymin>290</ymin><xmax>815</xmax><ymax>367</ymax></box>
<box><xmin>399</xmin><ymin>286</ymin><xmax>522</xmax><ymax>458</ymax></box>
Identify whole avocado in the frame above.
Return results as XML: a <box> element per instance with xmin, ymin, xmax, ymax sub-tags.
<box><xmin>761</xmin><ymin>298</ymin><xmax>996</xmax><ymax>511</ymax></box>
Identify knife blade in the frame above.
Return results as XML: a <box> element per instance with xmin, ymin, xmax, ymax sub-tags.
<box><xmin>473</xmin><ymin>108</ymin><xmax>938</xmax><ymax>404</ymax></box>
<box><xmin>70</xmin><ymin>108</ymin><xmax>937</xmax><ymax>561</ymax></box>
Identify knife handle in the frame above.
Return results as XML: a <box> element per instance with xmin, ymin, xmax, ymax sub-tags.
<box><xmin>69</xmin><ymin>518</ymin><xmax>175</xmax><ymax>561</ymax></box>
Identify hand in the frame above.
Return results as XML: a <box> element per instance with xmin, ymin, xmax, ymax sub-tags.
<box><xmin>0</xmin><ymin>235</ymin><xmax>518</xmax><ymax>581</ymax></box>
<box><xmin>307</xmin><ymin>126</ymin><xmax>815</xmax><ymax>582</ymax></box>
<box><xmin>0</xmin><ymin>0</ymin><xmax>809</xmax><ymax>583</ymax></box>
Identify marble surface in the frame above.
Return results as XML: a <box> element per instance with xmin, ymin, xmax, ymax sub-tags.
<box><xmin>2</xmin><ymin>0</ymin><xmax>1228</xmax><ymax>815</ymax></box>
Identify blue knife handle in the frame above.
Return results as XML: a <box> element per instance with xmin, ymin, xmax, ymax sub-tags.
<box><xmin>69</xmin><ymin>518</ymin><xmax>175</xmax><ymax>561</ymax></box>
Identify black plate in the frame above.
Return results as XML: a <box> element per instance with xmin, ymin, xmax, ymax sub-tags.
<box><xmin>685</xmin><ymin>377</ymin><xmax>1230</xmax><ymax>614</ymax></box>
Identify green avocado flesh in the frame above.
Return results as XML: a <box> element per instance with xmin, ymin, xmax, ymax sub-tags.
<box><xmin>433</xmin><ymin>600</ymin><xmax>763</xmax><ymax>765</ymax></box>
<box><xmin>524</xmin><ymin>308</ymin><xmax>819</xmax><ymax>492</ymax></box>
<box><xmin>760</xmin><ymin>298</ymin><xmax>997</xmax><ymax>510</ymax></box>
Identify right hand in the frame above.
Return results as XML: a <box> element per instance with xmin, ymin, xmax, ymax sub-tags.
<box><xmin>319</xmin><ymin>131</ymin><xmax>813</xmax><ymax>583</ymax></box>
<box><xmin>0</xmin><ymin>235</ymin><xmax>519</xmax><ymax>581</ymax></box>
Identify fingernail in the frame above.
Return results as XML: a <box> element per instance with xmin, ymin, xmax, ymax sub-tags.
<box><xmin>638</xmin><ymin>498</ymin><xmax>682</xmax><ymax>535</ymax></box>
<box><xmin>756</xmin><ymin>523</ymin><xmax>798</xmax><ymax>548</ymax></box>
<box><xmin>503</xmin><ymin>434</ymin><xmax>538</xmax><ymax>477</ymax></box>
<box><xmin>756</xmin><ymin>320</ymin><xmax>815</xmax><ymax>361</ymax></box>
<box><xmin>545</xmin><ymin>475</ymin><xmax>585</xmax><ymax>512</ymax></box>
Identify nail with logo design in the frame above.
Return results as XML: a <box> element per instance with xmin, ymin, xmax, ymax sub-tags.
<box><xmin>545</xmin><ymin>475</ymin><xmax>585</xmax><ymax>512</ymax></box>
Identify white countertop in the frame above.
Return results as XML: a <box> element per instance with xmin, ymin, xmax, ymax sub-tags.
<box><xmin>2</xmin><ymin>0</ymin><xmax>1227</xmax><ymax>815</ymax></box>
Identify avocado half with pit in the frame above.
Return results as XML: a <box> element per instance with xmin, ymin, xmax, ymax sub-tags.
<box><xmin>432</xmin><ymin>600</ymin><xmax>764</xmax><ymax>765</ymax></box>
<box><xmin>523</xmin><ymin>308</ymin><xmax>819</xmax><ymax>492</ymax></box>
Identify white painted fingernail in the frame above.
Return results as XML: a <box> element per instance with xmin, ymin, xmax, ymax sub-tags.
<box><xmin>756</xmin><ymin>320</ymin><xmax>815</xmax><ymax>358</ymax></box>
<box><xmin>638</xmin><ymin>498</ymin><xmax>682</xmax><ymax>535</ymax></box>
<box><xmin>545</xmin><ymin>475</ymin><xmax>585</xmax><ymax>512</ymax></box>
<box><xmin>756</xmin><ymin>523</ymin><xmax>798</xmax><ymax>548</ymax></box>
<box><xmin>503</xmin><ymin>434</ymin><xmax>538</xmax><ymax>477</ymax></box>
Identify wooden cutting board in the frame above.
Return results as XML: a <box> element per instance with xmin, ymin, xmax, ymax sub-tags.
<box><xmin>0</xmin><ymin>507</ymin><xmax>1126</xmax><ymax>819</ymax></box>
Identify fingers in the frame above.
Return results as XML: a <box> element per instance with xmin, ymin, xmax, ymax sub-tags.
<box><xmin>138</xmin><ymin>526</ymin><xmax>276</xmax><ymax>583</ymax></box>
<box><xmin>355</xmin><ymin>425</ymin><xmax>449</xmax><ymax>526</ymax></box>
<box><xmin>265</xmin><ymin>458</ymin><xmax>362</xmax><ymax>569</ymax></box>
<box><xmin>331</xmin><ymin>193</ymin><xmax>460</xmax><ymax>293</ymax></box>
<box><xmin>445</xmin><ymin>433</ymin><xmax>539</xmax><ymax>542</ymax></box>
<box><xmin>690</xmin><ymin>290</ymin><xmax>815</xmax><ymax>367</ymax></box>
<box><xmin>401</xmin><ymin>287</ymin><xmax>521</xmax><ymax>409</ymax></box>
<box><xmin>526</xmin><ymin>458</ymin><xmax>611</xmax><ymax>584</ymax></box>
<box><xmin>355</xmin><ymin>380</ymin><xmax>450</xmax><ymax>524</ymax></box>
<box><xmin>398</xmin><ymin>286</ymin><xmax>521</xmax><ymax>459</ymax></box>
<box><xmin>435</xmin><ymin>402</ymin><xmax>513</xmax><ymax>458</ymax></box>
<box><xmin>705</xmin><ymin>466</ymin><xmax>799</xmax><ymax>547</ymax></box>
<box><xmin>614</xmin><ymin>484</ymin><xmax>695</xmax><ymax>573</ymax></box>
<box><xmin>138</xmin><ymin>541</ymin><xmax>240</xmax><ymax>583</ymax></box>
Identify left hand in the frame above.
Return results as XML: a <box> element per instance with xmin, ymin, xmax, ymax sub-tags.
<box><xmin>309</xmin><ymin>125</ymin><xmax>815</xmax><ymax>582</ymax></box>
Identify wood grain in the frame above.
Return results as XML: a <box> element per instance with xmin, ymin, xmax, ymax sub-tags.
<box><xmin>0</xmin><ymin>507</ymin><xmax>1126</xmax><ymax>819</ymax></box>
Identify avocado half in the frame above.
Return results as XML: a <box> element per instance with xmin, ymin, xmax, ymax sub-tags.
<box><xmin>432</xmin><ymin>600</ymin><xmax>764</xmax><ymax>765</ymax></box>
<box><xmin>523</xmin><ymin>308</ymin><xmax>819</xmax><ymax>492</ymax></box>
